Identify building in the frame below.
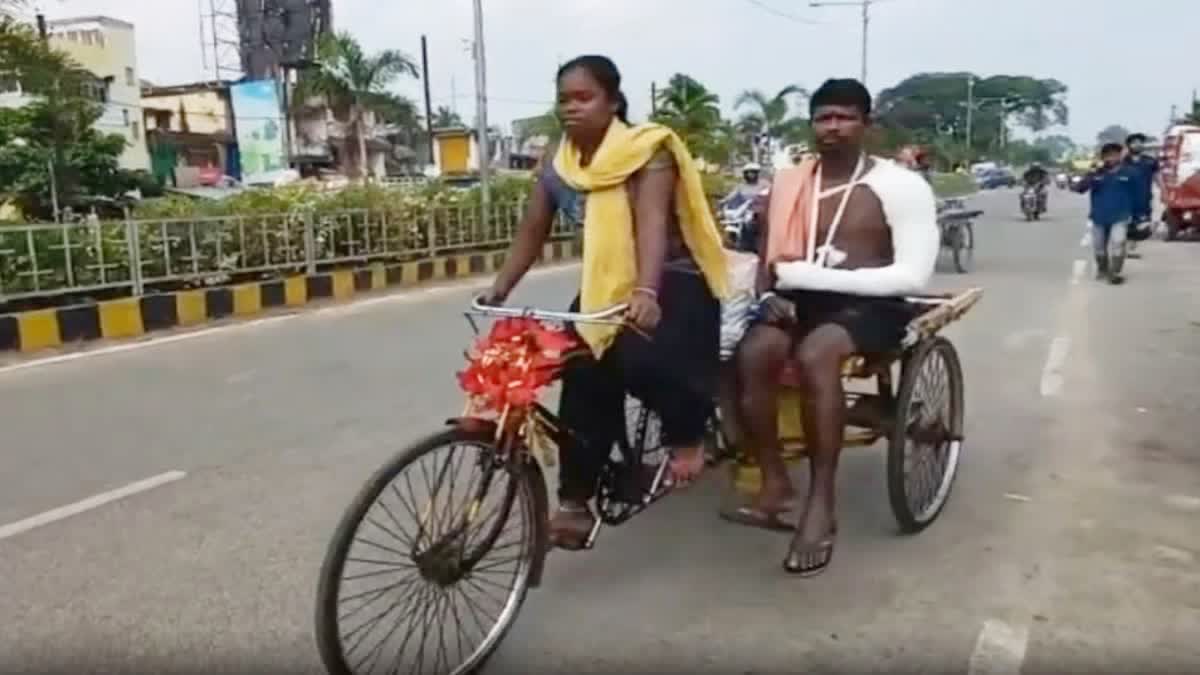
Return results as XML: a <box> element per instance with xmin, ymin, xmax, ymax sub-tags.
<box><xmin>142</xmin><ymin>81</ymin><xmax>239</xmax><ymax>187</ymax></box>
<box><xmin>45</xmin><ymin>16</ymin><xmax>150</xmax><ymax>171</ymax></box>
<box><xmin>292</xmin><ymin>97</ymin><xmax>395</xmax><ymax>178</ymax></box>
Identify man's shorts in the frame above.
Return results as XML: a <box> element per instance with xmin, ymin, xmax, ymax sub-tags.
<box><xmin>773</xmin><ymin>290</ymin><xmax>919</xmax><ymax>356</ymax></box>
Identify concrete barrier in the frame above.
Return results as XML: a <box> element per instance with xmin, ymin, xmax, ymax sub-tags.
<box><xmin>0</xmin><ymin>240</ymin><xmax>582</xmax><ymax>354</ymax></box>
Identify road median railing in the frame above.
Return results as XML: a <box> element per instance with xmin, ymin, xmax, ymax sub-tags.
<box><xmin>0</xmin><ymin>200</ymin><xmax>580</xmax><ymax>354</ymax></box>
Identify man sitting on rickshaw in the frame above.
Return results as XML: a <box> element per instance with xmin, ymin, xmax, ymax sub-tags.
<box><xmin>723</xmin><ymin>79</ymin><xmax>940</xmax><ymax>576</ymax></box>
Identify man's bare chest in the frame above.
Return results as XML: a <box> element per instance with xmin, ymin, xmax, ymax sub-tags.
<box><xmin>812</xmin><ymin>184</ymin><xmax>889</xmax><ymax>244</ymax></box>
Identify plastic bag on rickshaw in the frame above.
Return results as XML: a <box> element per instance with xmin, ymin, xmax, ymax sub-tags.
<box><xmin>720</xmin><ymin>249</ymin><xmax>759</xmax><ymax>361</ymax></box>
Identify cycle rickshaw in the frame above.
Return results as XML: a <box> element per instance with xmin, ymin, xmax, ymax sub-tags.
<box><xmin>937</xmin><ymin>197</ymin><xmax>982</xmax><ymax>274</ymax></box>
<box><xmin>314</xmin><ymin>287</ymin><xmax>982</xmax><ymax>675</ymax></box>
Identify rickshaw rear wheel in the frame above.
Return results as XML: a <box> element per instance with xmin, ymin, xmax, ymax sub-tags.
<box><xmin>886</xmin><ymin>337</ymin><xmax>964</xmax><ymax>534</ymax></box>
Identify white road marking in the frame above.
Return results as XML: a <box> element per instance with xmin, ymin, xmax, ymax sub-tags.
<box><xmin>968</xmin><ymin>619</ymin><xmax>1030</xmax><ymax>675</ymax></box>
<box><xmin>0</xmin><ymin>264</ymin><xmax>578</xmax><ymax>377</ymax></box>
<box><xmin>0</xmin><ymin>470</ymin><xmax>187</xmax><ymax>541</ymax></box>
<box><xmin>1039</xmin><ymin>336</ymin><xmax>1071</xmax><ymax>397</ymax></box>
<box><xmin>1164</xmin><ymin>494</ymin><xmax>1200</xmax><ymax>512</ymax></box>
<box><xmin>1151</xmin><ymin>544</ymin><xmax>1195</xmax><ymax>565</ymax></box>
<box><xmin>1070</xmin><ymin>259</ymin><xmax>1086</xmax><ymax>284</ymax></box>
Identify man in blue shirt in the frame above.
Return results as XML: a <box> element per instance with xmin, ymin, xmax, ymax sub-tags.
<box><xmin>1123</xmin><ymin>133</ymin><xmax>1160</xmax><ymax>255</ymax></box>
<box><xmin>1073</xmin><ymin>142</ymin><xmax>1138</xmax><ymax>284</ymax></box>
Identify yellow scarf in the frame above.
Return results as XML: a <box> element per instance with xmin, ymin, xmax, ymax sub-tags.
<box><xmin>552</xmin><ymin>120</ymin><xmax>729</xmax><ymax>356</ymax></box>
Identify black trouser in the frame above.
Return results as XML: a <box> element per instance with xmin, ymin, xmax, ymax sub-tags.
<box><xmin>557</xmin><ymin>268</ymin><xmax>720</xmax><ymax>502</ymax></box>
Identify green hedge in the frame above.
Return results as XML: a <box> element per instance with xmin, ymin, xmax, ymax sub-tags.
<box><xmin>930</xmin><ymin>172</ymin><xmax>978</xmax><ymax>198</ymax></box>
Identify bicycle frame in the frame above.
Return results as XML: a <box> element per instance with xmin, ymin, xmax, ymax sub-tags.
<box><xmin>457</xmin><ymin>299</ymin><xmax>673</xmax><ymax>548</ymax></box>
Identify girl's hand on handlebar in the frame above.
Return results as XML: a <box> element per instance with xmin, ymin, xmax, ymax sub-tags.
<box><xmin>627</xmin><ymin>290</ymin><xmax>661</xmax><ymax>333</ymax></box>
<box><xmin>477</xmin><ymin>286</ymin><xmax>507</xmax><ymax>307</ymax></box>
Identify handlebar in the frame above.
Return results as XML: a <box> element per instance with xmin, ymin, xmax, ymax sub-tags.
<box><xmin>468</xmin><ymin>297</ymin><xmax>630</xmax><ymax>325</ymax></box>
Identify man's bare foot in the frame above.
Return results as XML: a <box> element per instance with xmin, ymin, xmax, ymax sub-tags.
<box><xmin>667</xmin><ymin>445</ymin><xmax>705</xmax><ymax>487</ymax></box>
<box><xmin>783</xmin><ymin>497</ymin><xmax>838</xmax><ymax>577</ymax></box>
<box><xmin>548</xmin><ymin>501</ymin><xmax>595</xmax><ymax>551</ymax></box>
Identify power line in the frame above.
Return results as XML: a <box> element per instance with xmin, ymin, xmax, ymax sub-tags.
<box><xmin>742</xmin><ymin>0</ymin><xmax>821</xmax><ymax>24</ymax></box>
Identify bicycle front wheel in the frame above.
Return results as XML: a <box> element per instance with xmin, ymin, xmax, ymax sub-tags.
<box><xmin>315</xmin><ymin>428</ymin><xmax>548</xmax><ymax>675</ymax></box>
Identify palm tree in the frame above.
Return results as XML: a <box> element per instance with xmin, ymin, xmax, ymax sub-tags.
<box><xmin>1181</xmin><ymin>100</ymin><xmax>1200</xmax><ymax>125</ymax></box>
<box><xmin>432</xmin><ymin>106</ymin><xmax>465</xmax><ymax>129</ymax></box>
<box><xmin>653</xmin><ymin>74</ymin><xmax>723</xmax><ymax>161</ymax></box>
<box><xmin>735</xmin><ymin>85</ymin><xmax>809</xmax><ymax>153</ymax></box>
<box><xmin>294</xmin><ymin>31</ymin><xmax>418</xmax><ymax>178</ymax></box>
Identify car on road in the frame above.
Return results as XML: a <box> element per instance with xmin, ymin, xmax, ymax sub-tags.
<box><xmin>976</xmin><ymin>168</ymin><xmax>1017</xmax><ymax>190</ymax></box>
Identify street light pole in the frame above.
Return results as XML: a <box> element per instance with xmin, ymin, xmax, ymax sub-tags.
<box><xmin>471</xmin><ymin>0</ymin><xmax>491</xmax><ymax>218</ymax></box>
<box><xmin>965</xmin><ymin>76</ymin><xmax>975</xmax><ymax>162</ymax></box>
<box><xmin>810</xmin><ymin>0</ymin><xmax>872</xmax><ymax>85</ymax></box>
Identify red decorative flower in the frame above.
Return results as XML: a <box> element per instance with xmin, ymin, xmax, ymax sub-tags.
<box><xmin>456</xmin><ymin>318</ymin><xmax>579</xmax><ymax>413</ymax></box>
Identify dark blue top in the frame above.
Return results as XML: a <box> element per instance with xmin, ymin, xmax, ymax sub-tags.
<box><xmin>1076</xmin><ymin>165</ymin><xmax>1138</xmax><ymax>227</ymax></box>
<box><xmin>1123</xmin><ymin>154</ymin><xmax>1159</xmax><ymax>213</ymax></box>
<box><xmin>539</xmin><ymin>162</ymin><xmax>587</xmax><ymax>228</ymax></box>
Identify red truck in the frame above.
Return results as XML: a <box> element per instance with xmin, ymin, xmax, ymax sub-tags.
<box><xmin>1161</xmin><ymin>124</ymin><xmax>1200</xmax><ymax>240</ymax></box>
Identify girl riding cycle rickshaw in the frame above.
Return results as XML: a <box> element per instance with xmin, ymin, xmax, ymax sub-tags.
<box><xmin>313</xmin><ymin>61</ymin><xmax>979</xmax><ymax>675</ymax></box>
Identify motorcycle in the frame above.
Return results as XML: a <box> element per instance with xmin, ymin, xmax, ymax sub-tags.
<box><xmin>1020</xmin><ymin>185</ymin><xmax>1046</xmax><ymax>221</ymax></box>
<box><xmin>720</xmin><ymin>190</ymin><xmax>766</xmax><ymax>252</ymax></box>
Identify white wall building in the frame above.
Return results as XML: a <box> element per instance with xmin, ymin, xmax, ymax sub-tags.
<box><xmin>0</xmin><ymin>16</ymin><xmax>149</xmax><ymax>171</ymax></box>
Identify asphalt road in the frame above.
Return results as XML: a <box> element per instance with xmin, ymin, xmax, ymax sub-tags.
<box><xmin>2</xmin><ymin>187</ymin><xmax>1199</xmax><ymax>674</ymax></box>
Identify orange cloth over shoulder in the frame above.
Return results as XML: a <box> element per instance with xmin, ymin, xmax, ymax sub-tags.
<box><xmin>764</xmin><ymin>158</ymin><xmax>819</xmax><ymax>266</ymax></box>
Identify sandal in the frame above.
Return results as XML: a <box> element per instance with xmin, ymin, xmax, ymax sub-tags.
<box><xmin>719</xmin><ymin>500</ymin><xmax>798</xmax><ymax>532</ymax></box>
<box><xmin>782</xmin><ymin>523</ymin><xmax>838</xmax><ymax>577</ymax></box>
<box><xmin>548</xmin><ymin>503</ymin><xmax>595</xmax><ymax>551</ymax></box>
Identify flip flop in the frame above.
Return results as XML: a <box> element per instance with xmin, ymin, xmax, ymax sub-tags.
<box><xmin>719</xmin><ymin>502</ymin><xmax>798</xmax><ymax>532</ymax></box>
<box><xmin>782</xmin><ymin>528</ymin><xmax>837</xmax><ymax>577</ymax></box>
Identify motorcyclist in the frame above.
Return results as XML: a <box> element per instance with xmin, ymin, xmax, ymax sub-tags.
<box><xmin>722</xmin><ymin>163</ymin><xmax>769</xmax><ymax>251</ymax></box>
<box><xmin>724</xmin><ymin>162</ymin><xmax>769</xmax><ymax>205</ymax></box>
<box><xmin>1022</xmin><ymin>162</ymin><xmax>1050</xmax><ymax>213</ymax></box>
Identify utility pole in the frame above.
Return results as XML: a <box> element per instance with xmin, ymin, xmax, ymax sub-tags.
<box><xmin>650</xmin><ymin>81</ymin><xmax>657</xmax><ymax>116</ymax></box>
<box><xmin>471</xmin><ymin>0</ymin><xmax>491</xmax><ymax>216</ymax></box>
<box><xmin>35</xmin><ymin>11</ymin><xmax>61</xmax><ymax>223</ymax></box>
<box><xmin>965</xmin><ymin>75</ymin><xmax>975</xmax><ymax>163</ymax></box>
<box><xmin>810</xmin><ymin>0</ymin><xmax>871</xmax><ymax>85</ymax></box>
<box><xmin>420</xmin><ymin>35</ymin><xmax>435</xmax><ymax>164</ymax></box>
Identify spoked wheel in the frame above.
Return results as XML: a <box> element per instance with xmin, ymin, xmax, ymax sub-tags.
<box><xmin>315</xmin><ymin>428</ymin><xmax>548</xmax><ymax>675</ymax></box>
<box><xmin>886</xmin><ymin>337</ymin><xmax>965</xmax><ymax>533</ymax></box>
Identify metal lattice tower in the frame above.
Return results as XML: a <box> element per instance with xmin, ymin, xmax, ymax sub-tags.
<box><xmin>199</xmin><ymin>0</ymin><xmax>243</xmax><ymax>80</ymax></box>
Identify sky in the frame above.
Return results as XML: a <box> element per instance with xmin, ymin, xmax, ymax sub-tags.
<box><xmin>34</xmin><ymin>0</ymin><xmax>1200</xmax><ymax>146</ymax></box>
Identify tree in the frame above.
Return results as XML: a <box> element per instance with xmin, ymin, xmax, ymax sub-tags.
<box><xmin>514</xmin><ymin>107</ymin><xmax>561</xmax><ymax>147</ymax></box>
<box><xmin>1177</xmin><ymin>101</ymin><xmax>1200</xmax><ymax>125</ymax></box>
<box><xmin>432</xmin><ymin>106</ymin><xmax>464</xmax><ymax>128</ymax></box>
<box><xmin>294</xmin><ymin>32</ymin><xmax>418</xmax><ymax>178</ymax></box>
<box><xmin>0</xmin><ymin>1</ymin><xmax>29</xmax><ymax>17</ymax></box>
<box><xmin>874</xmin><ymin>72</ymin><xmax>1069</xmax><ymax>157</ymax></box>
<box><xmin>1096</xmin><ymin>124</ymin><xmax>1131</xmax><ymax>146</ymax></box>
<box><xmin>0</xmin><ymin>100</ymin><xmax>128</xmax><ymax>219</ymax></box>
<box><xmin>734</xmin><ymin>85</ymin><xmax>808</xmax><ymax>146</ymax></box>
<box><xmin>652</xmin><ymin>74</ymin><xmax>725</xmax><ymax>163</ymax></box>
<box><xmin>0</xmin><ymin>18</ymin><xmax>133</xmax><ymax>219</ymax></box>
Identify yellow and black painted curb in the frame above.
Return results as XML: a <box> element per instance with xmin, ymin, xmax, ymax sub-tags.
<box><xmin>0</xmin><ymin>240</ymin><xmax>581</xmax><ymax>354</ymax></box>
